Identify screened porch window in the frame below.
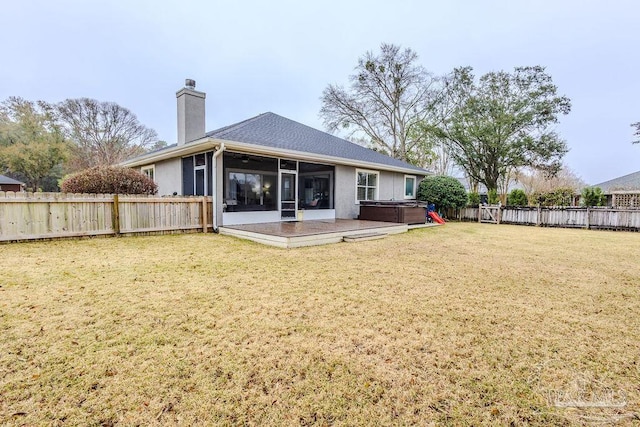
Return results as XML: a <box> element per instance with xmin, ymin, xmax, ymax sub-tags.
<box><xmin>225</xmin><ymin>171</ymin><xmax>277</xmax><ymax>211</ymax></box>
<box><xmin>223</xmin><ymin>152</ymin><xmax>278</xmax><ymax>212</ymax></box>
<box><xmin>300</xmin><ymin>175</ymin><xmax>331</xmax><ymax>209</ymax></box>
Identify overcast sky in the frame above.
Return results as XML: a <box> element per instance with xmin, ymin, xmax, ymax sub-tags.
<box><xmin>1</xmin><ymin>0</ymin><xmax>638</xmax><ymax>184</ymax></box>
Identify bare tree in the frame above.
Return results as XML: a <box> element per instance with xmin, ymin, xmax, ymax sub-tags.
<box><xmin>632</xmin><ymin>121</ymin><xmax>639</xmax><ymax>144</ymax></box>
<box><xmin>56</xmin><ymin>98</ymin><xmax>158</xmax><ymax>171</ymax></box>
<box><xmin>515</xmin><ymin>164</ymin><xmax>585</xmax><ymax>197</ymax></box>
<box><xmin>431</xmin><ymin>141</ymin><xmax>456</xmax><ymax>176</ymax></box>
<box><xmin>320</xmin><ymin>43</ymin><xmax>444</xmax><ymax>166</ymax></box>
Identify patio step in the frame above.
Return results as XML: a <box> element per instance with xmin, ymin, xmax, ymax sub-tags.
<box><xmin>343</xmin><ymin>232</ymin><xmax>387</xmax><ymax>243</ymax></box>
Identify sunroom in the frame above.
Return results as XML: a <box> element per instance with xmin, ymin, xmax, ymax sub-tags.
<box><xmin>181</xmin><ymin>149</ymin><xmax>336</xmax><ymax>226</ymax></box>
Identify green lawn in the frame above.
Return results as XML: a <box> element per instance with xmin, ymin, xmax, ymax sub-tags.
<box><xmin>1</xmin><ymin>223</ymin><xmax>639</xmax><ymax>425</ymax></box>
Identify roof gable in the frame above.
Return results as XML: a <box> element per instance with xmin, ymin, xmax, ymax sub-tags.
<box><xmin>206</xmin><ymin>112</ymin><xmax>427</xmax><ymax>174</ymax></box>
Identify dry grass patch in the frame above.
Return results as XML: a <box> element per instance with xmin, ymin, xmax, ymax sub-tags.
<box><xmin>1</xmin><ymin>223</ymin><xmax>639</xmax><ymax>425</ymax></box>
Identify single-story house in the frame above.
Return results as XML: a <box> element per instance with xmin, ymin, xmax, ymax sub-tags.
<box><xmin>121</xmin><ymin>80</ymin><xmax>429</xmax><ymax>230</ymax></box>
<box><xmin>0</xmin><ymin>174</ymin><xmax>25</xmax><ymax>192</ymax></box>
<box><xmin>593</xmin><ymin>170</ymin><xmax>640</xmax><ymax>207</ymax></box>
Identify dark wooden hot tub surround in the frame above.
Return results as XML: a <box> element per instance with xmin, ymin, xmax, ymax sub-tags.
<box><xmin>358</xmin><ymin>200</ymin><xmax>427</xmax><ymax>225</ymax></box>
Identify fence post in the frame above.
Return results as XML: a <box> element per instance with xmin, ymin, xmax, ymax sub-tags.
<box><xmin>202</xmin><ymin>197</ymin><xmax>208</xmax><ymax>233</ymax></box>
<box><xmin>478</xmin><ymin>204</ymin><xmax>481</xmax><ymax>223</ymax></box>
<box><xmin>536</xmin><ymin>204</ymin><xmax>541</xmax><ymax>227</ymax></box>
<box><xmin>586</xmin><ymin>207</ymin><xmax>590</xmax><ymax>229</ymax></box>
<box><xmin>497</xmin><ymin>203</ymin><xmax>502</xmax><ymax>225</ymax></box>
<box><xmin>112</xmin><ymin>194</ymin><xmax>120</xmax><ymax>235</ymax></box>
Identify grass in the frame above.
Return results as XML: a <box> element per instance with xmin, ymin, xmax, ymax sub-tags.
<box><xmin>1</xmin><ymin>222</ymin><xmax>639</xmax><ymax>426</ymax></box>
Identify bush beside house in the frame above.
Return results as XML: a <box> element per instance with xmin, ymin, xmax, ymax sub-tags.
<box><xmin>418</xmin><ymin>176</ymin><xmax>467</xmax><ymax>213</ymax></box>
<box><xmin>61</xmin><ymin>166</ymin><xmax>157</xmax><ymax>195</ymax></box>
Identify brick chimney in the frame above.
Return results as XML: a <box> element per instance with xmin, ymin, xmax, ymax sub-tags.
<box><xmin>176</xmin><ymin>79</ymin><xmax>206</xmax><ymax>146</ymax></box>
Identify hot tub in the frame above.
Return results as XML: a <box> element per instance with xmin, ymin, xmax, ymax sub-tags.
<box><xmin>358</xmin><ymin>200</ymin><xmax>427</xmax><ymax>224</ymax></box>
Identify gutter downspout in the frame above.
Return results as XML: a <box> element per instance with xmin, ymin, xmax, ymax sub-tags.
<box><xmin>212</xmin><ymin>142</ymin><xmax>225</xmax><ymax>233</ymax></box>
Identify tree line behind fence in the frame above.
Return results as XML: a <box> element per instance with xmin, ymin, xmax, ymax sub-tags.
<box><xmin>0</xmin><ymin>192</ymin><xmax>213</xmax><ymax>242</ymax></box>
<box><xmin>459</xmin><ymin>206</ymin><xmax>640</xmax><ymax>231</ymax></box>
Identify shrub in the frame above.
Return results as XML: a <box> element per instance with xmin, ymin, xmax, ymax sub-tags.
<box><xmin>417</xmin><ymin>175</ymin><xmax>467</xmax><ymax>211</ymax></box>
<box><xmin>530</xmin><ymin>187</ymin><xmax>574</xmax><ymax>206</ymax></box>
<box><xmin>581</xmin><ymin>186</ymin><xmax>606</xmax><ymax>207</ymax></box>
<box><xmin>487</xmin><ymin>189</ymin><xmax>500</xmax><ymax>205</ymax></box>
<box><xmin>507</xmin><ymin>189</ymin><xmax>528</xmax><ymax>206</ymax></box>
<box><xmin>61</xmin><ymin>166</ymin><xmax>157</xmax><ymax>195</ymax></box>
<box><xmin>467</xmin><ymin>191</ymin><xmax>480</xmax><ymax>207</ymax></box>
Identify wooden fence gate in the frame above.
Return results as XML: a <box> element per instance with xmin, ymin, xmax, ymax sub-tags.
<box><xmin>479</xmin><ymin>204</ymin><xmax>501</xmax><ymax>224</ymax></box>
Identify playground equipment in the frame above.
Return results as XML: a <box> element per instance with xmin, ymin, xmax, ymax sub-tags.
<box><xmin>426</xmin><ymin>203</ymin><xmax>445</xmax><ymax>224</ymax></box>
<box><xmin>428</xmin><ymin>211</ymin><xmax>446</xmax><ymax>224</ymax></box>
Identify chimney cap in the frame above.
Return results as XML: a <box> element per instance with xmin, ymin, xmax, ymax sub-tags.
<box><xmin>185</xmin><ymin>79</ymin><xmax>196</xmax><ymax>89</ymax></box>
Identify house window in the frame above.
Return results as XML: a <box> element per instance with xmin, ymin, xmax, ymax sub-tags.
<box><xmin>182</xmin><ymin>153</ymin><xmax>212</xmax><ymax>196</ymax></box>
<box><xmin>194</xmin><ymin>153</ymin><xmax>206</xmax><ymax>167</ymax></box>
<box><xmin>194</xmin><ymin>154</ymin><xmax>207</xmax><ymax>196</ymax></box>
<box><xmin>404</xmin><ymin>175</ymin><xmax>416</xmax><ymax>199</ymax></box>
<box><xmin>356</xmin><ymin>169</ymin><xmax>379</xmax><ymax>202</ymax></box>
<box><xmin>141</xmin><ymin>165</ymin><xmax>155</xmax><ymax>181</ymax></box>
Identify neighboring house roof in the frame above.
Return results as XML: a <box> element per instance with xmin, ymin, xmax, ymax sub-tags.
<box><xmin>0</xmin><ymin>174</ymin><xmax>25</xmax><ymax>186</ymax></box>
<box><xmin>122</xmin><ymin>112</ymin><xmax>428</xmax><ymax>175</ymax></box>
<box><xmin>593</xmin><ymin>170</ymin><xmax>640</xmax><ymax>193</ymax></box>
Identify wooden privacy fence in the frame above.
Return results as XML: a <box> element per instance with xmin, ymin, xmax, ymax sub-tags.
<box><xmin>0</xmin><ymin>192</ymin><xmax>214</xmax><ymax>242</ymax></box>
<box><xmin>459</xmin><ymin>205</ymin><xmax>640</xmax><ymax>231</ymax></box>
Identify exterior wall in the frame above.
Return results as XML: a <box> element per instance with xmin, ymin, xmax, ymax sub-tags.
<box><xmin>301</xmin><ymin>209</ymin><xmax>335</xmax><ymax>221</ymax></box>
<box><xmin>0</xmin><ymin>184</ymin><xmax>22</xmax><ymax>192</ymax></box>
<box><xmin>334</xmin><ymin>165</ymin><xmax>358</xmax><ymax>219</ymax></box>
<box><xmin>335</xmin><ymin>166</ymin><xmax>424</xmax><ymax>219</ymax></box>
<box><xmin>221</xmin><ymin>209</ymin><xmax>336</xmax><ymax>226</ymax></box>
<box><xmin>379</xmin><ymin>171</ymin><xmax>421</xmax><ymax>200</ymax></box>
<box><xmin>223</xmin><ymin>211</ymin><xmax>280</xmax><ymax>226</ymax></box>
<box><xmin>153</xmin><ymin>158</ymin><xmax>182</xmax><ymax>196</ymax></box>
<box><xmin>378</xmin><ymin>170</ymin><xmax>394</xmax><ymax>200</ymax></box>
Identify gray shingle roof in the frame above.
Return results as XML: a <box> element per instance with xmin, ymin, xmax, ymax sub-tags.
<box><xmin>205</xmin><ymin>112</ymin><xmax>427</xmax><ymax>174</ymax></box>
<box><xmin>593</xmin><ymin>170</ymin><xmax>640</xmax><ymax>193</ymax></box>
<box><xmin>0</xmin><ymin>174</ymin><xmax>24</xmax><ymax>185</ymax></box>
